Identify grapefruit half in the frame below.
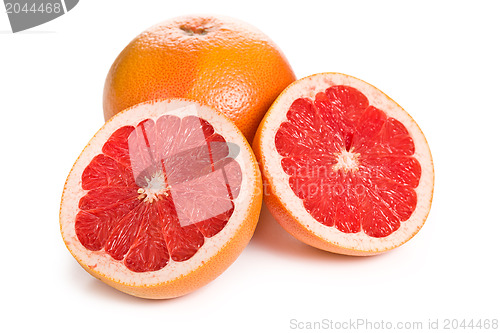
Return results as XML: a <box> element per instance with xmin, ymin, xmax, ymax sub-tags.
<box><xmin>60</xmin><ymin>99</ymin><xmax>262</xmax><ymax>298</ymax></box>
<box><xmin>253</xmin><ymin>73</ymin><xmax>434</xmax><ymax>255</ymax></box>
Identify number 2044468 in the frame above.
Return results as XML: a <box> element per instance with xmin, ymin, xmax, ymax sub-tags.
<box><xmin>5</xmin><ymin>2</ymin><xmax>62</xmax><ymax>14</ymax></box>
<box><xmin>443</xmin><ymin>319</ymin><xmax>498</xmax><ymax>330</ymax></box>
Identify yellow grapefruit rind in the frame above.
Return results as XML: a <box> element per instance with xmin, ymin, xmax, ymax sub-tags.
<box><xmin>253</xmin><ymin>72</ymin><xmax>434</xmax><ymax>256</ymax></box>
<box><xmin>60</xmin><ymin>98</ymin><xmax>262</xmax><ymax>299</ymax></box>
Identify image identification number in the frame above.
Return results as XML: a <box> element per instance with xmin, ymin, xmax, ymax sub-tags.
<box><xmin>5</xmin><ymin>2</ymin><xmax>62</xmax><ymax>14</ymax></box>
<box><xmin>443</xmin><ymin>319</ymin><xmax>498</xmax><ymax>330</ymax></box>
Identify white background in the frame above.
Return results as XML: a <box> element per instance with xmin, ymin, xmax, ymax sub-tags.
<box><xmin>1</xmin><ymin>1</ymin><xmax>499</xmax><ymax>332</ymax></box>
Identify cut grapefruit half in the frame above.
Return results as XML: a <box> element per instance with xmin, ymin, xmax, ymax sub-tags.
<box><xmin>60</xmin><ymin>99</ymin><xmax>262</xmax><ymax>299</ymax></box>
<box><xmin>253</xmin><ymin>73</ymin><xmax>434</xmax><ymax>255</ymax></box>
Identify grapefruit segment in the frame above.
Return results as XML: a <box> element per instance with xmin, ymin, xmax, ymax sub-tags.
<box><xmin>81</xmin><ymin>154</ymin><xmax>135</xmax><ymax>190</ymax></box>
<box><xmin>161</xmin><ymin>207</ymin><xmax>205</xmax><ymax>262</ymax></box>
<box><xmin>195</xmin><ymin>206</ymin><xmax>235</xmax><ymax>237</ymax></box>
<box><xmin>254</xmin><ymin>73</ymin><xmax>434</xmax><ymax>255</ymax></box>
<box><xmin>61</xmin><ymin>99</ymin><xmax>262</xmax><ymax>298</ymax></box>
<box><xmin>101</xmin><ymin>125</ymin><xmax>135</xmax><ymax>166</ymax></box>
<box><xmin>104</xmin><ymin>203</ymin><xmax>148</xmax><ymax>262</ymax></box>
<box><xmin>123</xmin><ymin>202</ymin><xmax>171</xmax><ymax>272</ymax></box>
<box><xmin>78</xmin><ymin>187</ymin><xmax>138</xmax><ymax>210</ymax></box>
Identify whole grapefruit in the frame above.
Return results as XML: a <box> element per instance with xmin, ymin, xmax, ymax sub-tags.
<box><xmin>103</xmin><ymin>15</ymin><xmax>296</xmax><ymax>141</ymax></box>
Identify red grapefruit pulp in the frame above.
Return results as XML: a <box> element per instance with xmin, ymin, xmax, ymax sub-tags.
<box><xmin>254</xmin><ymin>73</ymin><xmax>434</xmax><ymax>255</ymax></box>
<box><xmin>61</xmin><ymin>99</ymin><xmax>262</xmax><ymax>298</ymax></box>
<box><xmin>77</xmin><ymin>115</ymin><xmax>241</xmax><ymax>272</ymax></box>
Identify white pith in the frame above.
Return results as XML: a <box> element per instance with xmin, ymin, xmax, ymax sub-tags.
<box><xmin>137</xmin><ymin>171</ymin><xmax>171</xmax><ymax>203</ymax></box>
<box><xmin>60</xmin><ymin>99</ymin><xmax>259</xmax><ymax>286</ymax></box>
<box><xmin>259</xmin><ymin>73</ymin><xmax>434</xmax><ymax>253</ymax></box>
<box><xmin>333</xmin><ymin>150</ymin><xmax>360</xmax><ymax>172</ymax></box>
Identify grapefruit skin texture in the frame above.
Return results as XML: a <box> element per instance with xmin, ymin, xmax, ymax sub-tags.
<box><xmin>60</xmin><ymin>99</ymin><xmax>262</xmax><ymax>299</ymax></box>
<box><xmin>103</xmin><ymin>15</ymin><xmax>296</xmax><ymax>141</ymax></box>
<box><xmin>253</xmin><ymin>73</ymin><xmax>434</xmax><ymax>256</ymax></box>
